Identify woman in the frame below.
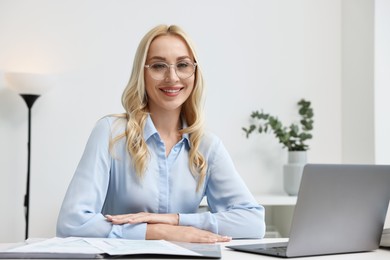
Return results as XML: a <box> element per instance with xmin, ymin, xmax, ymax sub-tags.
<box><xmin>57</xmin><ymin>24</ymin><xmax>265</xmax><ymax>243</ymax></box>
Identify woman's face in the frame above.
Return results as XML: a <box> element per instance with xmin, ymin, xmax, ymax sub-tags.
<box><xmin>144</xmin><ymin>34</ymin><xmax>195</xmax><ymax>114</ymax></box>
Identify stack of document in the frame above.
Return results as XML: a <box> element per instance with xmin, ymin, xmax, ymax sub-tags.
<box><xmin>0</xmin><ymin>237</ymin><xmax>221</xmax><ymax>259</ymax></box>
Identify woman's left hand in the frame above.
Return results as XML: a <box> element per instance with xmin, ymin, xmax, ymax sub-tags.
<box><xmin>105</xmin><ymin>212</ymin><xmax>179</xmax><ymax>225</ymax></box>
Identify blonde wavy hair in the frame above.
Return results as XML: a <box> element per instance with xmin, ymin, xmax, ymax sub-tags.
<box><xmin>111</xmin><ymin>25</ymin><xmax>207</xmax><ymax>191</ymax></box>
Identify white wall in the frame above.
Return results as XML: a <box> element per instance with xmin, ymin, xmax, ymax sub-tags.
<box><xmin>375</xmin><ymin>0</ymin><xmax>390</xmax><ymax>229</ymax></box>
<box><xmin>341</xmin><ymin>0</ymin><xmax>374</xmax><ymax>163</ymax></box>
<box><xmin>375</xmin><ymin>0</ymin><xmax>390</xmax><ymax>164</ymax></box>
<box><xmin>0</xmin><ymin>0</ymin><xmax>379</xmax><ymax>242</ymax></box>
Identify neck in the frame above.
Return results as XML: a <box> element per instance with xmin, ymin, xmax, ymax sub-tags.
<box><xmin>149</xmin><ymin>109</ymin><xmax>182</xmax><ymax>136</ymax></box>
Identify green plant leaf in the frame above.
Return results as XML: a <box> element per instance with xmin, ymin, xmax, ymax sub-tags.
<box><xmin>242</xmin><ymin>99</ymin><xmax>314</xmax><ymax>151</ymax></box>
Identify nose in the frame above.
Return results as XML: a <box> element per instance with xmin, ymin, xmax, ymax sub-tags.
<box><xmin>165</xmin><ymin>64</ymin><xmax>179</xmax><ymax>81</ymax></box>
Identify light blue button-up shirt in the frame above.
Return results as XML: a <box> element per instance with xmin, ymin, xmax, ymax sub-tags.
<box><xmin>56</xmin><ymin>115</ymin><xmax>265</xmax><ymax>239</ymax></box>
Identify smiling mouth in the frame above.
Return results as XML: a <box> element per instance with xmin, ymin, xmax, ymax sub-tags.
<box><xmin>160</xmin><ymin>88</ymin><xmax>183</xmax><ymax>93</ymax></box>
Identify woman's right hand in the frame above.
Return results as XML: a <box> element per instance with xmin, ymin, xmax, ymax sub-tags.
<box><xmin>146</xmin><ymin>224</ymin><xmax>231</xmax><ymax>243</ymax></box>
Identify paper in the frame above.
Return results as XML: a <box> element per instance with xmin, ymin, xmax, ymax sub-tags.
<box><xmin>0</xmin><ymin>237</ymin><xmax>104</xmax><ymax>258</ymax></box>
<box><xmin>6</xmin><ymin>237</ymin><xmax>103</xmax><ymax>254</ymax></box>
<box><xmin>1</xmin><ymin>237</ymin><xmax>202</xmax><ymax>258</ymax></box>
<box><xmin>85</xmin><ymin>238</ymin><xmax>200</xmax><ymax>256</ymax></box>
<box><xmin>1</xmin><ymin>237</ymin><xmax>104</xmax><ymax>259</ymax></box>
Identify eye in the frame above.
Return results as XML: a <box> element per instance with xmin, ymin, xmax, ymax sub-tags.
<box><xmin>150</xmin><ymin>62</ymin><xmax>168</xmax><ymax>71</ymax></box>
<box><xmin>176</xmin><ymin>61</ymin><xmax>191</xmax><ymax>70</ymax></box>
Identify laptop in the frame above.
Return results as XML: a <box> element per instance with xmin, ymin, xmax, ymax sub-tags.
<box><xmin>227</xmin><ymin>164</ymin><xmax>390</xmax><ymax>258</ymax></box>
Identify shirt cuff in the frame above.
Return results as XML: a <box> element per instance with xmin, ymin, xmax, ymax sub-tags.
<box><xmin>108</xmin><ymin>223</ymin><xmax>147</xmax><ymax>239</ymax></box>
<box><xmin>178</xmin><ymin>212</ymin><xmax>218</xmax><ymax>234</ymax></box>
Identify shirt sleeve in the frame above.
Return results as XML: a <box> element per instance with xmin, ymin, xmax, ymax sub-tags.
<box><xmin>56</xmin><ymin>117</ymin><xmax>147</xmax><ymax>239</ymax></box>
<box><xmin>178</xmin><ymin>137</ymin><xmax>266</xmax><ymax>239</ymax></box>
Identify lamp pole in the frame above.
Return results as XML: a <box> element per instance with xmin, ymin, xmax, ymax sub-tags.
<box><xmin>20</xmin><ymin>94</ymin><xmax>40</xmax><ymax>240</ymax></box>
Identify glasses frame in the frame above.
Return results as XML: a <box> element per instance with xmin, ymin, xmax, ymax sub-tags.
<box><xmin>144</xmin><ymin>61</ymin><xmax>197</xmax><ymax>80</ymax></box>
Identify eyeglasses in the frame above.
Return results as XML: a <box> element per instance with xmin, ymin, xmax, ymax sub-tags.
<box><xmin>144</xmin><ymin>60</ymin><xmax>197</xmax><ymax>80</ymax></box>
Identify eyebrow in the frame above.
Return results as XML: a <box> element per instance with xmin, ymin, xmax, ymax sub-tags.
<box><xmin>147</xmin><ymin>56</ymin><xmax>193</xmax><ymax>62</ymax></box>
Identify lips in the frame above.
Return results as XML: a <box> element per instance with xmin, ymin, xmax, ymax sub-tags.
<box><xmin>159</xmin><ymin>87</ymin><xmax>184</xmax><ymax>95</ymax></box>
<box><xmin>161</xmin><ymin>88</ymin><xmax>181</xmax><ymax>93</ymax></box>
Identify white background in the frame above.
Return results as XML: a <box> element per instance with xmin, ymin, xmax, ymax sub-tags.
<box><xmin>0</xmin><ymin>0</ymin><xmax>388</xmax><ymax>242</ymax></box>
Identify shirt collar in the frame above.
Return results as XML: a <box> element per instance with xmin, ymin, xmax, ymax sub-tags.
<box><xmin>143</xmin><ymin>114</ymin><xmax>191</xmax><ymax>148</ymax></box>
<box><xmin>144</xmin><ymin>114</ymin><xmax>158</xmax><ymax>141</ymax></box>
<box><xmin>181</xmin><ymin>119</ymin><xmax>191</xmax><ymax>148</ymax></box>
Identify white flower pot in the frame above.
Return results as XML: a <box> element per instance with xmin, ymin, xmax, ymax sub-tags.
<box><xmin>283</xmin><ymin>151</ymin><xmax>307</xmax><ymax>196</ymax></box>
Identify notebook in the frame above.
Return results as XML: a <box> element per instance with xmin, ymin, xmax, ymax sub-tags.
<box><xmin>227</xmin><ymin>164</ymin><xmax>390</xmax><ymax>258</ymax></box>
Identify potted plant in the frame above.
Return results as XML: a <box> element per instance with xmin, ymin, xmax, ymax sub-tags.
<box><xmin>242</xmin><ymin>99</ymin><xmax>314</xmax><ymax>195</ymax></box>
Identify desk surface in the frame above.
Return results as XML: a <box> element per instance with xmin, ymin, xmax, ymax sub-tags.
<box><xmin>1</xmin><ymin>238</ymin><xmax>389</xmax><ymax>259</ymax></box>
<box><xmin>223</xmin><ymin>239</ymin><xmax>390</xmax><ymax>260</ymax></box>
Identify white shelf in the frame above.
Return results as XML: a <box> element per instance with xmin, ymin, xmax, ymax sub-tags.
<box><xmin>199</xmin><ymin>193</ymin><xmax>297</xmax><ymax>207</ymax></box>
<box><xmin>254</xmin><ymin>193</ymin><xmax>297</xmax><ymax>206</ymax></box>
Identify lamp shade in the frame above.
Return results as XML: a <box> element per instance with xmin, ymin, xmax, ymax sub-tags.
<box><xmin>5</xmin><ymin>72</ymin><xmax>53</xmax><ymax>95</ymax></box>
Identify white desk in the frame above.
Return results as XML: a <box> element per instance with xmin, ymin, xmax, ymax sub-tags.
<box><xmin>223</xmin><ymin>239</ymin><xmax>390</xmax><ymax>260</ymax></box>
<box><xmin>1</xmin><ymin>238</ymin><xmax>389</xmax><ymax>259</ymax></box>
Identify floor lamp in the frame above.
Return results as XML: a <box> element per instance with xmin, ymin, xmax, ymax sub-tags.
<box><xmin>5</xmin><ymin>72</ymin><xmax>52</xmax><ymax>240</ymax></box>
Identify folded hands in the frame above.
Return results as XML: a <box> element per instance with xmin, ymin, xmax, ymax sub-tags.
<box><xmin>105</xmin><ymin>212</ymin><xmax>231</xmax><ymax>243</ymax></box>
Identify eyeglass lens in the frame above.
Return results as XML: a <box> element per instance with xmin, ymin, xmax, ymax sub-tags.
<box><xmin>146</xmin><ymin>61</ymin><xmax>196</xmax><ymax>80</ymax></box>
